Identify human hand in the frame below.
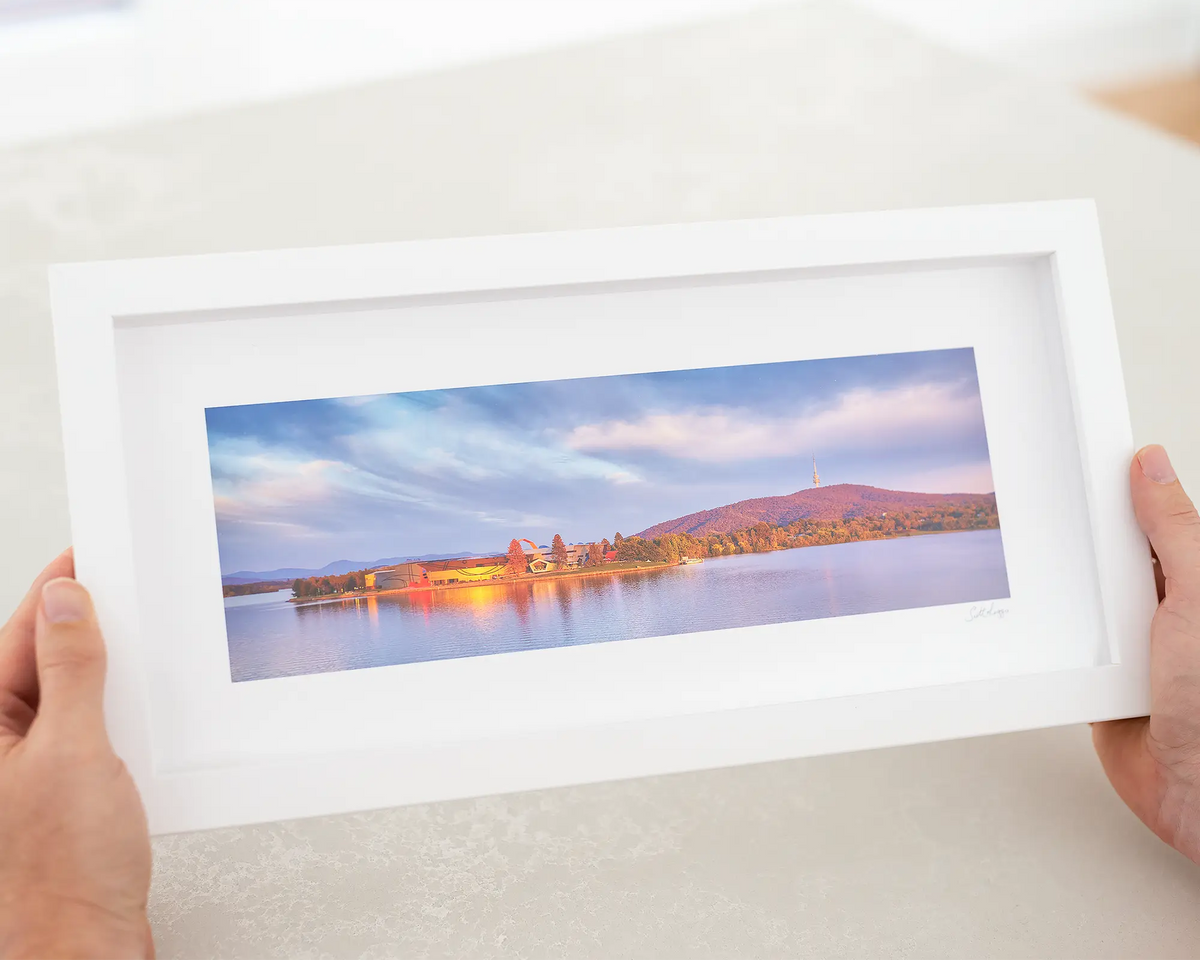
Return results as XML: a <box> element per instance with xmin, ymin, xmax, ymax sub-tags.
<box><xmin>1094</xmin><ymin>445</ymin><xmax>1200</xmax><ymax>863</ymax></box>
<box><xmin>0</xmin><ymin>551</ymin><xmax>153</xmax><ymax>959</ymax></box>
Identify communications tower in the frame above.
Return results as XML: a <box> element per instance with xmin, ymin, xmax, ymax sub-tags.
<box><xmin>812</xmin><ymin>454</ymin><xmax>820</xmax><ymax>488</ymax></box>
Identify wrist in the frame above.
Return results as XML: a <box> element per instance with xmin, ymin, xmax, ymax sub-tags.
<box><xmin>6</xmin><ymin>933</ymin><xmax>145</xmax><ymax>960</ymax></box>
<box><xmin>2</xmin><ymin>899</ymin><xmax>148</xmax><ymax>960</ymax></box>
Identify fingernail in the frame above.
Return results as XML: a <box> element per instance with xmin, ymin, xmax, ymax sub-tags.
<box><xmin>1138</xmin><ymin>445</ymin><xmax>1177</xmax><ymax>484</ymax></box>
<box><xmin>41</xmin><ymin>578</ymin><xmax>89</xmax><ymax>623</ymax></box>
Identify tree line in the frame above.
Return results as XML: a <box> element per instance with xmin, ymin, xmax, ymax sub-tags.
<box><xmin>221</xmin><ymin>580</ymin><xmax>290</xmax><ymax>598</ymax></box>
<box><xmin>611</xmin><ymin>502</ymin><xmax>999</xmax><ymax>564</ymax></box>
<box><xmin>290</xmin><ymin>568</ymin><xmax>374</xmax><ymax>598</ymax></box>
<box><xmin>514</xmin><ymin>502</ymin><xmax>999</xmax><ymax>573</ymax></box>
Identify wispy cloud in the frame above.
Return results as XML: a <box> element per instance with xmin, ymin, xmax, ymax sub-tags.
<box><xmin>886</xmin><ymin>460</ymin><xmax>995</xmax><ymax>495</ymax></box>
<box><xmin>341</xmin><ymin>419</ymin><xmax>641</xmax><ymax>487</ymax></box>
<box><xmin>564</xmin><ymin>383</ymin><xmax>983</xmax><ymax>463</ymax></box>
<box><xmin>334</xmin><ymin>394</ymin><xmax>386</xmax><ymax>408</ymax></box>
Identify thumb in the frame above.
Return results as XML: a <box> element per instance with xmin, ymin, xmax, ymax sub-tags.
<box><xmin>34</xmin><ymin>577</ymin><xmax>108</xmax><ymax>735</ymax></box>
<box><xmin>1131</xmin><ymin>445</ymin><xmax>1200</xmax><ymax>596</ymax></box>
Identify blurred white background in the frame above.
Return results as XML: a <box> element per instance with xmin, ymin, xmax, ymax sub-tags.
<box><xmin>2</xmin><ymin>0</ymin><xmax>1199</xmax><ymax>147</ymax></box>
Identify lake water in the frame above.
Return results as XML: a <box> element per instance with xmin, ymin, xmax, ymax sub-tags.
<box><xmin>224</xmin><ymin>529</ymin><xmax>1009</xmax><ymax>682</ymax></box>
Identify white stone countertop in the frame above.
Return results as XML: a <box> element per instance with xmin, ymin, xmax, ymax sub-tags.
<box><xmin>3</xmin><ymin>2</ymin><xmax>1200</xmax><ymax>956</ymax></box>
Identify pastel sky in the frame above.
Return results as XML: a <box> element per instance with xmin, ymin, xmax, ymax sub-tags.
<box><xmin>205</xmin><ymin>348</ymin><xmax>995</xmax><ymax>574</ymax></box>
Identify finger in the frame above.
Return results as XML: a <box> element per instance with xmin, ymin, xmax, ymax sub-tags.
<box><xmin>0</xmin><ymin>547</ymin><xmax>74</xmax><ymax>709</ymax></box>
<box><xmin>1130</xmin><ymin>446</ymin><xmax>1200</xmax><ymax>598</ymax></box>
<box><xmin>33</xmin><ymin>577</ymin><xmax>108</xmax><ymax>739</ymax></box>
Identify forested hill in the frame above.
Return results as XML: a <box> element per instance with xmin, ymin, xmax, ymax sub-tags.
<box><xmin>637</xmin><ymin>483</ymin><xmax>997</xmax><ymax>538</ymax></box>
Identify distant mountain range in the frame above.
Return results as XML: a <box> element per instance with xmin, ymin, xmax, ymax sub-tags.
<box><xmin>636</xmin><ymin>483</ymin><xmax>997</xmax><ymax>539</ymax></box>
<box><xmin>220</xmin><ymin>553</ymin><xmax>476</xmax><ymax>586</ymax></box>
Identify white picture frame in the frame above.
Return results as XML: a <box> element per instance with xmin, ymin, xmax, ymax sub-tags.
<box><xmin>50</xmin><ymin>200</ymin><xmax>1156</xmax><ymax>835</ymax></box>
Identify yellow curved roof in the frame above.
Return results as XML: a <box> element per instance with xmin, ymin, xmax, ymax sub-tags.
<box><xmin>427</xmin><ymin>564</ymin><xmax>508</xmax><ymax>582</ymax></box>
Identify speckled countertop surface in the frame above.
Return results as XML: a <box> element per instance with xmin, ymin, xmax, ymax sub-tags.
<box><xmin>4</xmin><ymin>3</ymin><xmax>1200</xmax><ymax>955</ymax></box>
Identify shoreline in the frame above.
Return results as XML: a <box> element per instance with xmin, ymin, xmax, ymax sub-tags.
<box><xmin>281</xmin><ymin>527</ymin><xmax>996</xmax><ymax>606</ymax></box>
<box><xmin>288</xmin><ymin>559</ymin><xmax>673</xmax><ymax>605</ymax></box>
<box><xmin>283</xmin><ymin>559</ymin><xmax>676</xmax><ymax>604</ymax></box>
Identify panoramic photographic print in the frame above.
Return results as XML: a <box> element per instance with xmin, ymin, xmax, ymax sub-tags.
<box><xmin>208</xmin><ymin>348</ymin><xmax>1009</xmax><ymax>682</ymax></box>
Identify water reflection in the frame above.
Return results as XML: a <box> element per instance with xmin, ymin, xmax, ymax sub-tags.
<box><xmin>225</xmin><ymin>530</ymin><xmax>1009</xmax><ymax>682</ymax></box>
